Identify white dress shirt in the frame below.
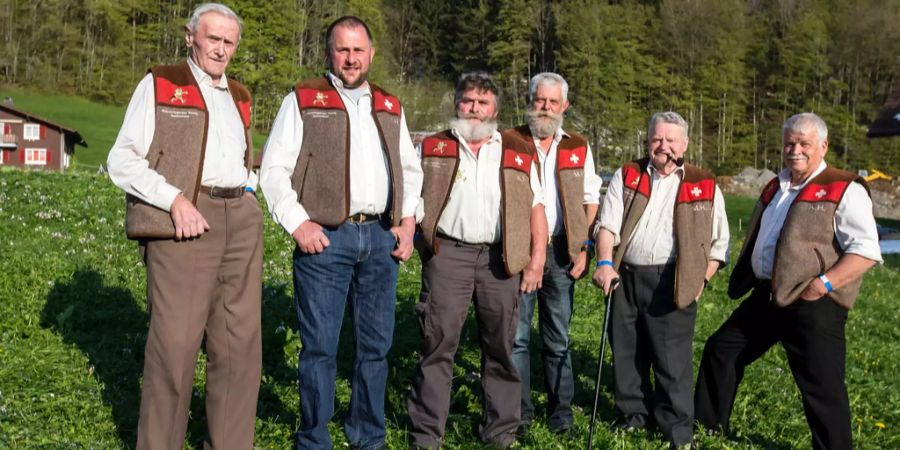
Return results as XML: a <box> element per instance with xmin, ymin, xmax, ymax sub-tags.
<box><xmin>432</xmin><ymin>129</ymin><xmax>545</xmax><ymax>244</ymax></box>
<box><xmin>598</xmin><ymin>164</ymin><xmax>729</xmax><ymax>265</ymax></box>
<box><xmin>107</xmin><ymin>58</ymin><xmax>254</xmax><ymax>212</ymax></box>
<box><xmin>532</xmin><ymin>128</ymin><xmax>603</xmax><ymax>236</ymax></box>
<box><xmin>259</xmin><ymin>73</ymin><xmax>423</xmax><ymax>235</ymax></box>
<box><xmin>751</xmin><ymin>162</ymin><xmax>883</xmax><ymax>279</ymax></box>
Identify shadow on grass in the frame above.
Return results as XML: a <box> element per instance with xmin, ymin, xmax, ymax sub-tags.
<box><xmin>40</xmin><ymin>267</ymin><xmax>147</xmax><ymax>447</ymax></box>
<box><xmin>257</xmin><ymin>281</ymin><xmax>298</xmax><ymax>428</ymax></box>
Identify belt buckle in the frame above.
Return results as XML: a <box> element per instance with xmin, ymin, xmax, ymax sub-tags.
<box><xmin>207</xmin><ymin>186</ymin><xmax>228</xmax><ymax>199</ymax></box>
<box><xmin>347</xmin><ymin>213</ymin><xmax>367</xmax><ymax>224</ymax></box>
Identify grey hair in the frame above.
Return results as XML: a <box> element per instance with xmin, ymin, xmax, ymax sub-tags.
<box><xmin>528</xmin><ymin>72</ymin><xmax>569</xmax><ymax>103</ymax></box>
<box><xmin>186</xmin><ymin>3</ymin><xmax>243</xmax><ymax>40</ymax></box>
<box><xmin>454</xmin><ymin>71</ymin><xmax>501</xmax><ymax>112</ymax></box>
<box><xmin>648</xmin><ymin>111</ymin><xmax>689</xmax><ymax>139</ymax></box>
<box><xmin>783</xmin><ymin>112</ymin><xmax>828</xmax><ymax>142</ymax></box>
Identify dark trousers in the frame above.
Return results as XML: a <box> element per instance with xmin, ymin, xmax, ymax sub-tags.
<box><xmin>511</xmin><ymin>235</ymin><xmax>575</xmax><ymax>430</ymax></box>
<box><xmin>407</xmin><ymin>237</ymin><xmax>522</xmax><ymax>449</ymax></box>
<box><xmin>694</xmin><ymin>285</ymin><xmax>851</xmax><ymax>450</ymax></box>
<box><xmin>611</xmin><ymin>263</ymin><xmax>696</xmax><ymax>446</ymax></box>
<box><xmin>139</xmin><ymin>193</ymin><xmax>263</xmax><ymax>450</ymax></box>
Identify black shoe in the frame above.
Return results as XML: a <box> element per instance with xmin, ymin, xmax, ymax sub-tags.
<box><xmin>609</xmin><ymin>415</ymin><xmax>646</xmax><ymax>433</ymax></box>
<box><xmin>549</xmin><ymin>423</ymin><xmax>578</xmax><ymax>438</ymax></box>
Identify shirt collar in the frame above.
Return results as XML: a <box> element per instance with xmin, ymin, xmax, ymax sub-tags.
<box><xmin>327</xmin><ymin>72</ymin><xmax>371</xmax><ymax>96</ymax></box>
<box><xmin>187</xmin><ymin>57</ymin><xmax>229</xmax><ymax>90</ymax></box>
<box><xmin>778</xmin><ymin>160</ymin><xmax>828</xmax><ymax>191</ymax></box>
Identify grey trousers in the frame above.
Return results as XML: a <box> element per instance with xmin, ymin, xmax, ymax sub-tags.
<box><xmin>610</xmin><ymin>263</ymin><xmax>696</xmax><ymax>447</ymax></box>
<box><xmin>138</xmin><ymin>193</ymin><xmax>263</xmax><ymax>450</ymax></box>
<box><xmin>407</xmin><ymin>237</ymin><xmax>522</xmax><ymax>449</ymax></box>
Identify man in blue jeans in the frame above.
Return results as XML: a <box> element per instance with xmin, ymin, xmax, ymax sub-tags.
<box><xmin>507</xmin><ymin>73</ymin><xmax>603</xmax><ymax>435</ymax></box>
<box><xmin>259</xmin><ymin>16</ymin><xmax>423</xmax><ymax>450</ymax></box>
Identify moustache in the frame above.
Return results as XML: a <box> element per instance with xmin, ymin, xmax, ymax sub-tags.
<box><xmin>458</xmin><ymin>112</ymin><xmax>491</xmax><ymax>121</ymax></box>
<box><xmin>785</xmin><ymin>154</ymin><xmax>808</xmax><ymax>161</ymax></box>
<box><xmin>655</xmin><ymin>150</ymin><xmax>684</xmax><ymax>166</ymax></box>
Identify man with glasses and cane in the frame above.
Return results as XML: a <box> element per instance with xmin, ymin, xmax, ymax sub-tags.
<box><xmin>590</xmin><ymin>112</ymin><xmax>729</xmax><ymax>449</ymax></box>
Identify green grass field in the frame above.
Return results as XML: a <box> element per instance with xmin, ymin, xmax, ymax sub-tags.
<box><xmin>0</xmin><ymin>87</ymin><xmax>267</xmax><ymax>170</ymax></box>
<box><xmin>0</xmin><ymin>169</ymin><xmax>897</xmax><ymax>449</ymax></box>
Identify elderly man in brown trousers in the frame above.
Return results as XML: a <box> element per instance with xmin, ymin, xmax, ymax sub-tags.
<box><xmin>694</xmin><ymin>113</ymin><xmax>882</xmax><ymax>450</ymax></box>
<box><xmin>107</xmin><ymin>3</ymin><xmax>261</xmax><ymax>449</ymax></box>
<box><xmin>407</xmin><ymin>71</ymin><xmax>548</xmax><ymax>449</ymax></box>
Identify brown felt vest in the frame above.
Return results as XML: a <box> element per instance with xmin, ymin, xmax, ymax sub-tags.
<box><xmin>289</xmin><ymin>78</ymin><xmax>404</xmax><ymax>227</ymax></box>
<box><xmin>125</xmin><ymin>62</ymin><xmax>252</xmax><ymax>239</ymax></box>
<box><xmin>611</xmin><ymin>158</ymin><xmax>717</xmax><ymax>309</ymax></box>
<box><xmin>728</xmin><ymin>167</ymin><xmax>869</xmax><ymax>309</ymax></box>
<box><xmin>419</xmin><ymin>130</ymin><xmax>535</xmax><ymax>276</ymax></box>
<box><xmin>507</xmin><ymin>125</ymin><xmax>591</xmax><ymax>263</ymax></box>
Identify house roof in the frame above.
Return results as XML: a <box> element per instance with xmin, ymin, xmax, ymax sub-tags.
<box><xmin>0</xmin><ymin>102</ymin><xmax>87</xmax><ymax>147</ymax></box>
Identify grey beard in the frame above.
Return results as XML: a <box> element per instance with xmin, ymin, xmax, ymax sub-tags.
<box><xmin>450</xmin><ymin>118</ymin><xmax>498</xmax><ymax>142</ymax></box>
<box><xmin>526</xmin><ymin>110</ymin><xmax>564</xmax><ymax>138</ymax></box>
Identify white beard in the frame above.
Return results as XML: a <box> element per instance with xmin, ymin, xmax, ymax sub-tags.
<box><xmin>526</xmin><ymin>110</ymin><xmax>564</xmax><ymax>139</ymax></box>
<box><xmin>450</xmin><ymin>117</ymin><xmax>498</xmax><ymax>142</ymax></box>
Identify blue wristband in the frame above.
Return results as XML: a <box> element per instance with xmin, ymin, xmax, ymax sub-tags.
<box><xmin>596</xmin><ymin>259</ymin><xmax>613</xmax><ymax>268</ymax></box>
<box><xmin>244</xmin><ymin>186</ymin><xmax>255</xmax><ymax>193</ymax></box>
<box><xmin>818</xmin><ymin>274</ymin><xmax>833</xmax><ymax>293</ymax></box>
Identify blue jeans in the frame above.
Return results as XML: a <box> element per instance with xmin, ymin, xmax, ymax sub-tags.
<box><xmin>511</xmin><ymin>237</ymin><xmax>576</xmax><ymax>430</ymax></box>
<box><xmin>292</xmin><ymin>219</ymin><xmax>398</xmax><ymax>450</ymax></box>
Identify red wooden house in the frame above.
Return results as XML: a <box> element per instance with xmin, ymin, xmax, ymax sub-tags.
<box><xmin>0</xmin><ymin>102</ymin><xmax>86</xmax><ymax>171</ymax></box>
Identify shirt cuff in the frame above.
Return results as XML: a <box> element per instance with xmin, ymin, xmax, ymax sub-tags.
<box><xmin>279</xmin><ymin>205</ymin><xmax>311</xmax><ymax>236</ymax></box>
<box><xmin>158</xmin><ymin>184</ymin><xmax>183</xmax><ymax>212</ymax></box>
<box><xmin>402</xmin><ymin>196</ymin><xmax>423</xmax><ymax>223</ymax></box>
<box><xmin>845</xmin><ymin>248</ymin><xmax>884</xmax><ymax>265</ymax></box>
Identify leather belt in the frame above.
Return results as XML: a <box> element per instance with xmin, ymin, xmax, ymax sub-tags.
<box><xmin>346</xmin><ymin>212</ymin><xmax>384</xmax><ymax>224</ymax></box>
<box><xmin>201</xmin><ymin>185</ymin><xmax>244</xmax><ymax>199</ymax></box>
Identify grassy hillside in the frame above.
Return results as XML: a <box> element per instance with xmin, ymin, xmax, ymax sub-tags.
<box><xmin>0</xmin><ymin>169</ymin><xmax>897</xmax><ymax>449</ymax></box>
<box><xmin>0</xmin><ymin>87</ymin><xmax>266</xmax><ymax>170</ymax></box>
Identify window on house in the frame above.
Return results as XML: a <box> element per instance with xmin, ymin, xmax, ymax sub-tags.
<box><xmin>25</xmin><ymin>148</ymin><xmax>47</xmax><ymax>165</ymax></box>
<box><xmin>23</xmin><ymin>123</ymin><xmax>40</xmax><ymax>141</ymax></box>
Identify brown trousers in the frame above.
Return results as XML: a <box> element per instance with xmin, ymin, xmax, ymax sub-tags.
<box><xmin>407</xmin><ymin>237</ymin><xmax>522</xmax><ymax>449</ymax></box>
<box><xmin>137</xmin><ymin>193</ymin><xmax>263</xmax><ymax>450</ymax></box>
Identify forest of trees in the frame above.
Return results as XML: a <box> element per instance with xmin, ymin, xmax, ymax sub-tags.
<box><xmin>2</xmin><ymin>0</ymin><xmax>899</xmax><ymax>175</ymax></box>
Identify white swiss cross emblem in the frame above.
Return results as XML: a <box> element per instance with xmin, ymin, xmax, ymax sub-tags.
<box><xmin>815</xmin><ymin>189</ymin><xmax>827</xmax><ymax>199</ymax></box>
<box><xmin>434</xmin><ymin>141</ymin><xmax>446</xmax><ymax>153</ymax></box>
<box><xmin>384</xmin><ymin>98</ymin><xmax>394</xmax><ymax>111</ymax></box>
<box><xmin>569</xmin><ymin>154</ymin><xmax>580</xmax><ymax>164</ymax></box>
<box><xmin>515</xmin><ymin>155</ymin><xmax>524</xmax><ymax>166</ymax></box>
<box><xmin>691</xmin><ymin>186</ymin><xmax>702</xmax><ymax>197</ymax></box>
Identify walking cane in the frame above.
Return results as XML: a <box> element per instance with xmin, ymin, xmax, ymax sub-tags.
<box><xmin>587</xmin><ymin>278</ymin><xmax>619</xmax><ymax>450</ymax></box>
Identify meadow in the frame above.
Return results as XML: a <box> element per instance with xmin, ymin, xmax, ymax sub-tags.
<box><xmin>0</xmin><ymin>168</ymin><xmax>897</xmax><ymax>449</ymax></box>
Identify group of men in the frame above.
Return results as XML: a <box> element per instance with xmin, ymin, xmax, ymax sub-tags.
<box><xmin>106</xmin><ymin>4</ymin><xmax>882</xmax><ymax>450</ymax></box>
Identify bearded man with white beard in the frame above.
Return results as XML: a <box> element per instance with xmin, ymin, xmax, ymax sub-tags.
<box><xmin>505</xmin><ymin>73</ymin><xmax>603</xmax><ymax>437</ymax></box>
<box><xmin>407</xmin><ymin>71</ymin><xmax>548</xmax><ymax>449</ymax></box>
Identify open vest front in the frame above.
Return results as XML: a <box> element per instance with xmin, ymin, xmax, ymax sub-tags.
<box><xmin>290</xmin><ymin>77</ymin><xmax>404</xmax><ymax>227</ymax></box>
<box><xmin>419</xmin><ymin>130</ymin><xmax>535</xmax><ymax>275</ymax></box>
<box><xmin>125</xmin><ymin>62</ymin><xmax>252</xmax><ymax>239</ymax></box>
<box><xmin>506</xmin><ymin>125</ymin><xmax>591</xmax><ymax>263</ymax></box>
<box><xmin>728</xmin><ymin>167</ymin><xmax>868</xmax><ymax>309</ymax></box>
<box><xmin>612</xmin><ymin>158</ymin><xmax>717</xmax><ymax>308</ymax></box>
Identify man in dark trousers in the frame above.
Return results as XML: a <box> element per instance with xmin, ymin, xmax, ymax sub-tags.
<box><xmin>107</xmin><ymin>3</ymin><xmax>261</xmax><ymax>448</ymax></box>
<box><xmin>406</xmin><ymin>72</ymin><xmax>547</xmax><ymax>449</ymax></box>
<box><xmin>694</xmin><ymin>112</ymin><xmax>882</xmax><ymax>450</ymax></box>
<box><xmin>259</xmin><ymin>16</ymin><xmax>423</xmax><ymax>450</ymax></box>
<box><xmin>592</xmin><ymin>112</ymin><xmax>729</xmax><ymax>449</ymax></box>
<box><xmin>507</xmin><ymin>72</ymin><xmax>602</xmax><ymax>436</ymax></box>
